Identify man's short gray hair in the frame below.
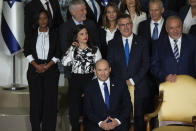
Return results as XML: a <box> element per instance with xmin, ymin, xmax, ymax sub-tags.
<box><xmin>149</xmin><ymin>0</ymin><xmax>164</xmax><ymax>9</ymax></box>
<box><xmin>69</xmin><ymin>0</ymin><xmax>86</xmax><ymax>12</ymax></box>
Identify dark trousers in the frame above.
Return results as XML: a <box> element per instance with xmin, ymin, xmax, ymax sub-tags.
<box><xmin>134</xmin><ymin>98</ymin><xmax>153</xmax><ymax>131</ymax></box>
<box><xmin>27</xmin><ymin>63</ymin><xmax>60</xmax><ymax>131</ymax></box>
<box><xmin>68</xmin><ymin>73</ymin><xmax>94</xmax><ymax>131</ymax></box>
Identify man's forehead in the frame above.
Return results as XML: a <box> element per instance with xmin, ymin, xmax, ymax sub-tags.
<box><xmin>119</xmin><ymin>18</ymin><xmax>130</xmax><ymax>23</ymax></box>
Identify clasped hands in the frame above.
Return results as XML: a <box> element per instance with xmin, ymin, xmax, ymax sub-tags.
<box><xmin>100</xmin><ymin>117</ymin><xmax>119</xmax><ymax>131</ymax></box>
<box><xmin>34</xmin><ymin>64</ymin><xmax>50</xmax><ymax>73</ymax></box>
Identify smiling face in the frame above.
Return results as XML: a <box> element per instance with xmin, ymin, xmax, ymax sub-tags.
<box><xmin>71</xmin><ymin>4</ymin><xmax>87</xmax><ymax>23</ymax></box>
<box><xmin>118</xmin><ymin>17</ymin><xmax>133</xmax><ymax>37</ymax></box>
<box><xmin>106</xmin><ymin>6</ymin><xmax>117</xmax><ymax>22</ymax></box>
<box><xmin>166</xmin><ymin>17</ymin><xmax>182</xmax><ymax>40</ymax></box>
<box><xmin>94</xmin><ymin>60</ymin><xmax>111</xmax><ymax>81</ymax></box>
<box><xmin>77</xmin><ymin>28</ymin><xmax>88</xmax><ymax>44</ymax></box>
<box><xmin>38</xmin><ymin>11</ymin><xmax>48</xmax><ymax>28</ymax></box>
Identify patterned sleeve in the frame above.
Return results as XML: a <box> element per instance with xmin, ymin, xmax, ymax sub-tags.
<box><xmin>94</xmin><ymin>47</ymin><xmax>102</xmax><ymax>62</ymax></box>
<box><xmin>61</xmin><ymin>46</ymin><xmax>74</xmax><ymax>66</ymax></box>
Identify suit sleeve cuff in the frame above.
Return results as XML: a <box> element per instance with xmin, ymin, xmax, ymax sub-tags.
<box><xmin>26</xmin><ymin>55</ymin><xmax>34</xmax><ymax>63</ymax></box>
<box><xmin>98</xmin><ymin>121</ymin><xmax>102</xmax><ymax>127</ymax></box>
<box><xmin>52</xmin><ymin>57</ymin><xmax>59</xmax><ymax>63</ymax></box>
<box><xmin>115</xmin><ymin>118</ymin><xmax>121</xmax><ymax>125</ymax></box>
<box><xmin>129</xmin><ymin>78</ymin><xmax>135</xmax><ymax>86</ymax></box>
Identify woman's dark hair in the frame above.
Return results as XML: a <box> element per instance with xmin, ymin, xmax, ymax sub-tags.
<box><xmin>102</xmin><ymin>2</ymin><xmax>120</xmax><ymax>29</ymax></box>
<box><xmin>120</xmin><ymin>0</ymin><xmax>142</xmax><ymax>16</ymax></box>
<box><xmin>33</xmin><ymin>10</ymin><xmax>50</xmax><ymax>30</ymax></box>
<box><xmin>72</xmin><ymin>24</ymin><xmax>97</xmax><ymax>58</ymax></box>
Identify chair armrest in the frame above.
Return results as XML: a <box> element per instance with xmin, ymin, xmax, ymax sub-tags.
<box><xmin>144</xmin><ymin>91</ymin><xmax>163</xmax><ymax>131</ymax></box>
<box><xmin>192</xmin><ymin>116</ymin><xmax>196</xmax><ymax>131</ymax></box>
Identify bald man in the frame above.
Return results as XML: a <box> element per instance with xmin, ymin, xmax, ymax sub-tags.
<box><xmin>151</xmin><ymin>16</ymin><xmax>196</xmax><ymax>83</ymax></box>
<box><xmin>83</xmin><ymin>59</ymin><xmax>132</xmax><ymax>131</ymax></box>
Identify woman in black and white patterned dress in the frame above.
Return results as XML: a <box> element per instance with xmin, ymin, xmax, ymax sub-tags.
<box><xmin>62</xmin><ymin>24</ymin><xmax>102</xmax><ymax>131</ymax></box>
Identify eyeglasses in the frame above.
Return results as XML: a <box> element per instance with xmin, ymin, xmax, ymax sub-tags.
<box><xmin>118</xmin><ymin>22</ymin><xmax>132</xmax><ymax>27</ymax></box>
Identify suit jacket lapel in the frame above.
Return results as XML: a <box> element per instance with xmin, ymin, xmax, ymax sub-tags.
<box><xmin>179</xmin><ymin>34</ymin><xmax>186</xmax><ymax>63</ymax></box>
<box><xmin>118</xmin><ymin>37</ymin><xmax>127</xmax><ymax>67</ymax></box>
<box><xmin>166</xmin><ymin>35</ymin><xmax>178</xmax><ymax>63</ymax></box>
<box><xmin>109</xmin><ymin>80</ymin><xmax>115</xmax><ymax>110</ymax></box>
<box><xmin>36</xmin><ymin>0</ymin><xmax>45</xmax><ymax>11</ymax></box>
<box><xmin>128</xmin><ymin>35</ymin><xmax>137</xmax><ymax>69</ymax></box>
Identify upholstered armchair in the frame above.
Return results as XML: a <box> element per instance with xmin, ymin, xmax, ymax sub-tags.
<box><xmin>144</xmin><ymin>75</ymin><xmax>196</xmax><ymax>131</ymax></box>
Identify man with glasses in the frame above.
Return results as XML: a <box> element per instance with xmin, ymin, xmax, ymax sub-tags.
<box><xmin>107</xmin><ymin>14</ymin><xmax>151</xmax><ymax>131</ymax></box>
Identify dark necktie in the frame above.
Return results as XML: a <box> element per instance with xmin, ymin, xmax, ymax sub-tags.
<box><xmin>45</xmin><ymin>1</ymin><xmax>52</xmax><ymax>19</ymax></box>
<box><xmin>103</xmin><ymin>82</ymin><xmax>109</xmax><ymax>110</ymax></box>
<box><xmin>173</xmin><ymin>39</ymin><xmax>180</xmax><ymax>62</ymax></box>
<box><xmin>90</xmin><ymin>0</ymin><xmax>97</xmax><ymax>21</ymax></box>
<box><xmin>125</xmin><ymin>39</ymin><xmax>129</xmax><ymax>66</ymax></box>
<box><xmin>152</xmin><ymin>23</ymin><xmax>158</xmax><ymax>40</ymax></box>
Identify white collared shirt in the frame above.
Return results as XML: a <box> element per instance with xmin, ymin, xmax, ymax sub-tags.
<box><xmin>105</xmin><ymin>27</ymin><xmax>117</xmax><ymax>44</ymax></box>
<box><xmin>40</xmin><ymin>0</ymin><xmax>53</xmax><ymax>18</ymax></box>
<box><xmin>98</xmin><ymin>78</ymin><xmax>110</xmax><ymax>102</ymax></box>
<box><xmin>97</xmin><ymin>78</ymin><xmax>121</xmax><ymax>127</ymax></box>
<box><xmin>26</xmin><ymin>28</ymin><xmax>58</xmax><ymax>63</ymax></box>
<box><xmin>169</xmin><ymin>36</ymin><xmax>182</xmax><ymax>56</ymax></box>
<box><xmin>122</xmin><ymin>34</ymin><xmax>133</xmax><ymax>52</ymax></box>
<box><xmin>150</xmin><ymin>17</ymin><xmax>164</xmax><ymax>38</ymax></box>
<box><xmin>122</xmin><ymin>34</ymin><xmax>135</xmax><ymax>85</ymax></box>
<box><xmin>183</xmin><ymin>7</ymin><xmax>196</xmax><ymax>34</ymax></box>
<box><xmin>72</xmin><ymin>17</ymin><xmax>84</xmax><ymax>25</ymax></box>
<box><xmin>85</xmin><ymin>0</ymin><xmax>101</xmax><ymax>22</ymax></box>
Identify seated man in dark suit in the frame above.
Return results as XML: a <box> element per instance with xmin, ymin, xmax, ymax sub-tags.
<box><xmin>151</xmin><ymin>15</ymin><xmax>196</xmax><ymax>84</ymax></box>
<box><xmin>84</xmin><ymin>59</ymin><xmax>132</xmax><ymax>131</ymax></box>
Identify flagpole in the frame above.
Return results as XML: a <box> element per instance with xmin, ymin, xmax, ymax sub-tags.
<box><xmin>3</xmin><ymin>55</ymin><xmax>27</xmax><ymax>90</ymax></box>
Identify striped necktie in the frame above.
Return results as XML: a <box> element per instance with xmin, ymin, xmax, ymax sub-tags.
<box><xmin>173</xmin><ymin>39</ymin><xmax>180</xmax><ymax>62</ymax></box>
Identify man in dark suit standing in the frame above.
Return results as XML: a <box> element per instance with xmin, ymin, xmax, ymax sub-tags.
<box><xmin>59</xmin><ymin>0</ymin><xmax>99</xmax><ymax>55</ymax></box>
<box><xmin>151</xmin><ymin>16</ymin><xmax>196</xmax><ymax>83</ymax></box>
<box><xmin>138</xmin><ymin>0</ymin><xmax>167</xmax><ymax>98</ymax></box>
<box><xmin>84</xmin><ymin>59</ymin><xmax>132</xmax><ymax>131</ymax></box>
<box><xmin>107</xmin><ymin>14</ymin><xmax>151</xmax><ymax>131</ymax></box>
<box><xmin>25</xmin><ymin>0</ymin><xmax>63</xmax><ymax>36</ymax></box>
<box><xmin>66</xmin><ymin>0</ymin><xmax>104</xmax><ymax>26</ymax></box>
<box><xmin>138</xmin><ymin>0</ymin><xmax>167</xmax><ymax>54</ymax></box>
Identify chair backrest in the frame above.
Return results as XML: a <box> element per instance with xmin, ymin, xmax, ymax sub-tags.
<box><xmin>158</xmin><ymin>75</ymin><xmax>196</xmax><ymax>123</ymax></box>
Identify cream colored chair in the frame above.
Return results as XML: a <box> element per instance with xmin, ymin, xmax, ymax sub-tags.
<box><xmin>128</xmin><ymin>85</ymin><xmax>135</xmax><ymax>131</ymax></box>
<box><xmin>144</xmin><ymin>75</ymin><xmax>196</xmax><ymax>131</ymax></box>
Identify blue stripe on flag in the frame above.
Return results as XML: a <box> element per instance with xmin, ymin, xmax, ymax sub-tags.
<box><xmin>1</xmin><ymin>14</ymin><xmax>21</xmax><ymax>54</ymax></box>
<box><xmin>5</xmin><ymin>0</ymin><xmax>21</xmax><ymax>8</ymax></box>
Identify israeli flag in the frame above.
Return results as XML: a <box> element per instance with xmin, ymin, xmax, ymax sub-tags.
<box><xmin>0</xmin><ymin>0</ymin><xmax>24</xmax><ymax>55</ymax></box>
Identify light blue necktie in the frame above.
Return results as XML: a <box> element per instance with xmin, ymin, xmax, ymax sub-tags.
<box><xmin>90</xmin><ymin>0</ymin><xmax>97</xmax><ymax>21</ymax></box>
<box><xmin>125</xmin><ymin>39</ymin><xmax>130</xmax><ymax>66</ymax></box>
<box><xmin>152</xmin><ymin>23</ymin><xmax>158</xmax><ymax>40</ymax></box>
<box><xmin>103</xmin><ymin>82</ymin><xmax>109</xmax><ymax>110</ymax></box>
<box><xmin>173</xmin><ymin>39</ymin><xmax>180</xmax><ymax>62</ymax></box>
